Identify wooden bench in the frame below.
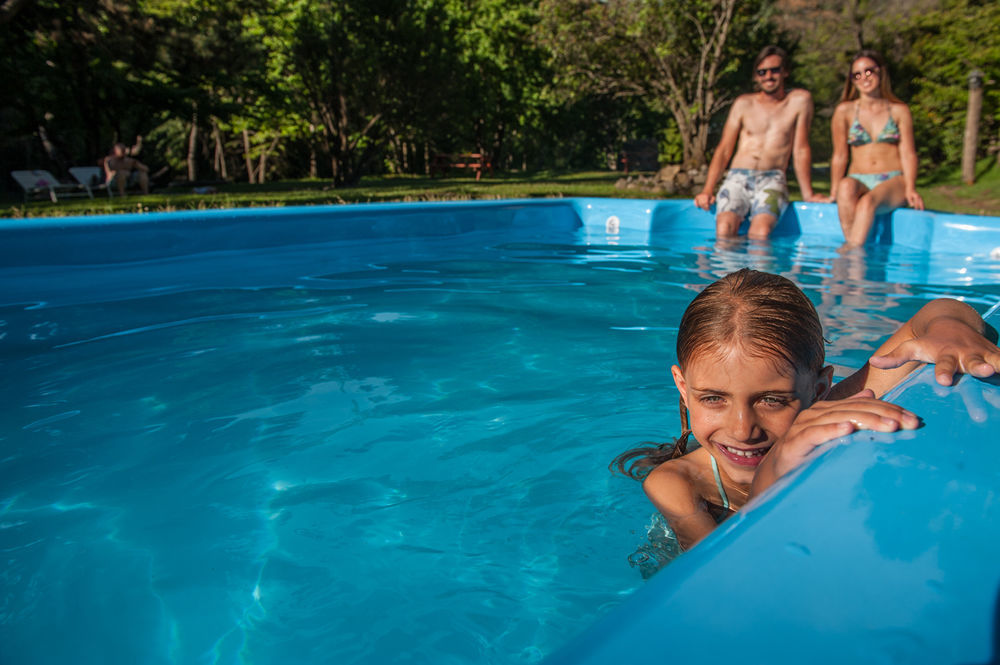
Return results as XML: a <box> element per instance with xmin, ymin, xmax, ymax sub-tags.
<box><xmin>430</xmin><ymin>153</ymin><xmax>492</xmax><ymax>181</ymax></box>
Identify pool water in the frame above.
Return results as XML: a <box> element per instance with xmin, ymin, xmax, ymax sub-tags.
<box><xmin>2</xmin><ymin>202</ymin><xmax>999</xmax><ymax>665</ymax></box>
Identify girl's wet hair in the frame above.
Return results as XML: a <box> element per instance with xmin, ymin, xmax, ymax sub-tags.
<box><xmin>841</xmin><ymin>49</ymin><xmax>901</xmax><ymax>103</ymax></box>
<box><xmin>611</xmin><ymin>268</ymin><xmax>825</xmax><ymax>480</ymax></box>
<box><xmin>677</xmin><ymin>268</ymin><xmax>825</xmax><ymax>375</ymax></box>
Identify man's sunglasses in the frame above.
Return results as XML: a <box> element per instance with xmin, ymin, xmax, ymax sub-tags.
<box><xmin>852</xmin><ymin>66</ymin><xmax>880</xmax><ymax>81</ymax></box>
<box><xmin>756</xmin><ymin>66</ymin><xmax>783</xmax><ymax>77</ymax></box>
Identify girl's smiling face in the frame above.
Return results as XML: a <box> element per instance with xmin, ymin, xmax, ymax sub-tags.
<box><xmin>672</xmin><ymin>347</ymin><xmax>832</xmax><ymax>485</ymax></box>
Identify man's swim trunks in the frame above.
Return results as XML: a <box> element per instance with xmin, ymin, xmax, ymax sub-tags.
<box><xmin>716</xmin><ymin>168</ymin><xmax>788</xmax><ymax>220</ymax></box>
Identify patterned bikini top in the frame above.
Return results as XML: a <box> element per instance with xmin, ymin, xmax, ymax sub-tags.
<box><xmin>847</xmin><ymin>102</ymin><xmax>900</xmax><ymax>146</ymax></box>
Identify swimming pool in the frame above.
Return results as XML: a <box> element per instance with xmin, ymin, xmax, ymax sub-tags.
<box><xmin>2</xmin><ymin>199</ymin><xmax>999</xmax><ymax>665</ymax></box>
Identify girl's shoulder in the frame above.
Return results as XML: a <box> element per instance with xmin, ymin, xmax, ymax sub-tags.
<box><xmin>643</xmin><ymin>449</ymin><xmax>713</xmax><ymax>504</ymax></box>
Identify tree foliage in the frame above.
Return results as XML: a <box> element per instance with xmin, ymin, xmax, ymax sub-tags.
<box><xmin>1</xmin><ymin>0</ymin><xmax>994</xmax><ymax>186</ymax></box>
<box><xmin>896</xmin><ymin>0</ymin><xmax>1000</xmax><ymax>167</ymax></box>
<box><xmin>536</xmin><ymin>0</ymin><xmax>779</xmax><ymax>166</ymax></box>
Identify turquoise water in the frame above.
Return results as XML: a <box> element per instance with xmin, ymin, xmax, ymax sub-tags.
<box><xmin>2</xmin><ymin>220</ymin><xmax>999</xmax><ymax>664</ymax></box>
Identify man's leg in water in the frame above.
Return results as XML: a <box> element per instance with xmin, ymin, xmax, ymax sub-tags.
<box><xmin>714</xmin><ymin>170</ymin><xmax>751</xmax><ymax>237</ymax></box>
<box><xmin>716</xmin><ymin>211</ymin><xmax>744</xmax><ymax>237</ymax></box>
<box><xmin>747</xmin><ymin>214</ymin><xmax>778</xmax><ymax>239</ymax></box>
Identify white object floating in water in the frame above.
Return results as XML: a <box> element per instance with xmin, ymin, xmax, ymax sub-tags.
<box><xmin>990</xmin><ymin>247</ymin><xmax>1000</xmax><ymax>260</ymax></box>
<box><xmin>605</xmin><ymin>216</ymin><xmax>620</xmax><ymax>235</ymax></box>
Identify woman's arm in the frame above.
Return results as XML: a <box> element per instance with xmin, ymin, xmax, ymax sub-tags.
<box><xmin>828</xmin><ymin>104</ymin><xmax>850</xmax><ymax>202</ymax></box>
<box><xmin>895</xmin><ymin>103</ymin><xmax>923</xmax><ymax>210</ymax></box>
<box><xmin>832</xmin><ymin>298</ymin><xmax>1000</xmax><ymax>399</ymax></box>
<box><xmin>643</xmin><ymin>462</ymin><xmax>718</xmax><ymax>551</ymax></box>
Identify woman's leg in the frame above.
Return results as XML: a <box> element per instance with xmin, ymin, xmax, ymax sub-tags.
<box><xmin>836</xmin><ymin>177</ymin><xmax>866</xmax><ymax>241</ymax></box>
<box><xmin>845</xmin><ymin>176</ymin><xmax>907</xmax><ymax>247</ymax></box>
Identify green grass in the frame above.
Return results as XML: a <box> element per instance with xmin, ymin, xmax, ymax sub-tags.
<box><xmin>1</xmin><ymin>171</ymin><xmax>657</xmax><ymax>218</ymax></box>
<box><xmin>916</xmin><ymin>157</ymin><xmax>1000</xmax><ymax>216</ymax></box>
<box><xmin>4</xmin><ymin>161</ymin><xmax>999</xmax><ymax>218</ymax></box>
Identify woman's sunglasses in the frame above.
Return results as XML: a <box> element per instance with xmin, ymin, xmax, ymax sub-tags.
<box><xmin>852</xmin><ymin>66</ymin><xmax>880</xmax><ymax>81</ymax></box>
<box><xmin>756</xmin><ymin>66</ymin><xmax>783</xmax><ymax>77</ymax></box>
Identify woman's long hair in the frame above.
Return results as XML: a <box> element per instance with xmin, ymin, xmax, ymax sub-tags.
<box><xmin>610</xmin><ymin>268</ymin><xmax>825</xmax><ymax>480</ymax></box>
<box><xmin>840</xmin><ymin>49</ymin><xmax>902</xmax><ymax>103</ymax></box>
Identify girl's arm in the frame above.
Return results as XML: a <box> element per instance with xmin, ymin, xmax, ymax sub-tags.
<box><xmin>895</xmin><ymin>103</ymin><xmax>923</xmax><ymax>210</ymax></box>
<box><xmin>751</xmin><ymin>391</ymin><xmax>919</xmax><ymax>497</ymax></box>
<box><xmin>832</xmin><ymin>298</ymin><xmax>1000</xmax><ymax>399</ymax></box>
<box><xmin>643</xmin><ymin>463</ymin><xmax>718</xmax><ymax>551</ymax></box>
<box><xmin>828</xmin><ymin>103</ymin><xmax>850</xmax><ymax>203</ymax></box>
<box><xmin>754</xmin><ymin>299</ymin><xmax>998</xmax><ymax>497</ymax></box>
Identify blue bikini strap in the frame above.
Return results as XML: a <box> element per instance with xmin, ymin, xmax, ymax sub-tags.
<box><xmin>710</xmin><ymin>455</ymin><xmax>730</xmax><ymax>511</ymax></box>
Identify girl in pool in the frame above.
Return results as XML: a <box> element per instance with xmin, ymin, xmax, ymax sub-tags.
<box><xmin>612</xmin><ymin>268</ymin><xmax>999</xmax><ymax>551</ymax></box>
<box><xmin>829</xmin><ymin>49</ymin><xmax>923</xmax><ymax>247</ymax></box>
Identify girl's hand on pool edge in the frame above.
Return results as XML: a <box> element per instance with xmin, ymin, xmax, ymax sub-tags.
<box><xmin>869</xmin><ymin>314</ymin><xmax>1000</xmax><ymax>386</ymax></box>
<box><xmin>754</xmin><ymin>391</ymin><xmax>920</xmax><ymax>490</ymax></box>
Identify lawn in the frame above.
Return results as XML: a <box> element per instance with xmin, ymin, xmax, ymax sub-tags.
<box><xmin>4</xmin><ymin>159</ymin><xmax>999</xmax><ymax>218</ymax></box>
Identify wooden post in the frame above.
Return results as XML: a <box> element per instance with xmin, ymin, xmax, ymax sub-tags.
<box><xmin>962</xmin><ymin>69</ymin><xmax>984</xmax><ymax>185</ymax></box>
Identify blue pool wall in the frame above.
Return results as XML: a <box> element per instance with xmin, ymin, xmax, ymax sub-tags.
<box><xmin>4</xmin><ymin>197</ymin><xmax>1000</xmax><ymax>269</ymax></box>
<box><xmin>5</xmin><ymin>199</ymin><xmax>1000</xmax><ymax>664</ymax></box>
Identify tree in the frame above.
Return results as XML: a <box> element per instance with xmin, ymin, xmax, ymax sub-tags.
<box><xmin>1</xmin><ymin>0</ymin><xmax>165</xmax><ymax>171</ymax></box>
<box><xmin>0</xmin><ymin>0</ymin><xmax>34</xmax><ymax>25</ymax></box>
<box><xmin>895</xmin><ymin>0</ymin><xmax>1000</xmax><ymax>168</ymax></box>
<box><xmin>255</xmin><ymin>0</ymin><xmax>415</xmax><ymax>186</ymax></box>
<box><xmin>536</xmin><ymin>0</ymin><xmax>779</xmax><ymax>167</ymax></box>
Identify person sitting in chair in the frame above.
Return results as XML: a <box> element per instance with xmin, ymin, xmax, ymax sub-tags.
<box><xmin>103</xmin><ymin>142</ymin><xmax>150</xmax><ymax>195</ymax></box>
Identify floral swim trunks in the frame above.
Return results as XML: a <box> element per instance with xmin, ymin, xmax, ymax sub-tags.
<box><xmin>716</xmin><ymin>168</ymin><xmax>788</xmax><ymax>220</ymax></box>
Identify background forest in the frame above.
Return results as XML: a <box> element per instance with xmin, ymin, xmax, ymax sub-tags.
<box><xmin>1</xmin><ymin>0</ymin><xmax>997</xmax><ymax>191</ymax></box>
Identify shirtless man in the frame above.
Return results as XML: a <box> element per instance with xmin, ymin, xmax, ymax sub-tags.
<box><xmin>104</xmin><ymin>142</ymin><xmax>150</xmax><ymax>195</ymax></box>
<box><xmin>694</xmin><ymin>46</ymin><xmax>823</xmax><ymax>239</ymax></box>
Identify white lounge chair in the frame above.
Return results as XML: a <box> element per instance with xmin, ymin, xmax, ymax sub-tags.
<box><xmin>69</xmin><ymin>166</ymin><xmax>113</xmax><ymax>197</ymax></box>
<box><xmin>11</xmin><ymin>169</ymin><xmax>93</xmax><ymax>203</ymax></box>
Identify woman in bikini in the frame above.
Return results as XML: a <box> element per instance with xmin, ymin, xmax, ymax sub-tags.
<box><xmin>829</xmin><ymin>50</ymin><xmax>923</xmax><ymax>247</ymax></box>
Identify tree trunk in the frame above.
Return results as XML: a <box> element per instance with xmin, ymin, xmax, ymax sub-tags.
<box><xmin>309</xmin><ymin>134</ymin><xmax>318</xmax><ymax>178</ymax></box>
<box><xmin>491</xmin><ymin>120</ymin><xmax>506</xmax><ymax>172</ymax></box>
<box><xmin>309</xmin><ymin>113</ymin><xmax>320</xmax><ymax>178</ymax></box>
<box><xmin>36</xmin><ymin>123</ymin><xmax>62</xmax><ymax>169</ymax></box>
<box><xmin>211</xmin><ymin>118</ymin><xmax>228</xmax><ymax>180</ymax></box>
<box><xmin>242</xmin><ymin>129</ymin><xmax>256</xmax><ymax>184</ymax></box>
<box><xmin>0</xmin><ymin>0</ymin><xmax>34</xmax><ymax>26</ymax></box>
<box><xmin>257</xmin><ymin>136</ymin><xmax>279</xmax><ymax>184</ymax></box>
<box><xmin>187</xmin><ymin>108</ymin><xmax>198</xmax><ymax>182</ymax></box>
